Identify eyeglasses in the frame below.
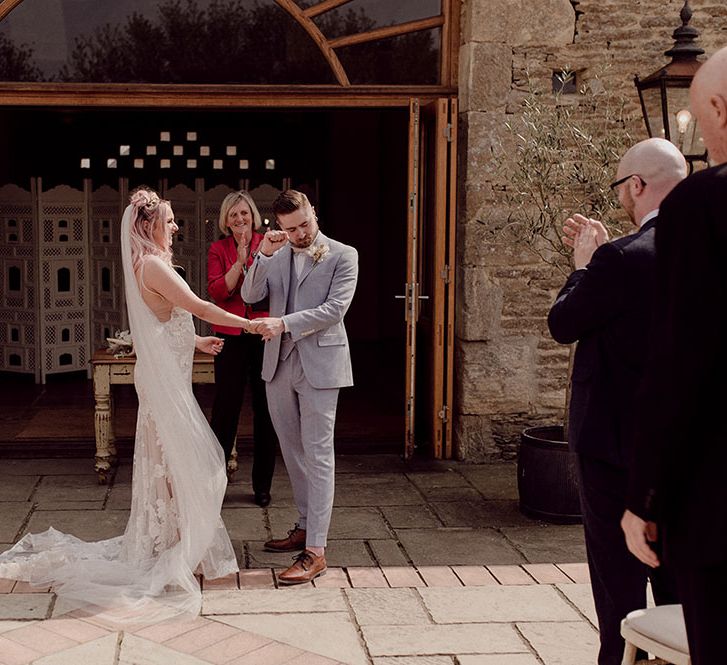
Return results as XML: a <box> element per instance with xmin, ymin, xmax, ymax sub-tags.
<box><xmin>609</xmin><ymin>174</ymin><xmax>647</xmax><ymax>190</ymax></box>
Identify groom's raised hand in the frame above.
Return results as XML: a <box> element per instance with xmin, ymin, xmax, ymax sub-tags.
<box><xmin>259</xmin><ymin>230</ymin><xmax>288</xmax><ymax>256</ymax></box>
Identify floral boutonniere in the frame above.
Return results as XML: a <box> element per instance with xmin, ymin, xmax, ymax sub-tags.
<box><xmin>309</xmin><ymin>243</ymin><xmax>330</xmax><ymax>264</ymax></box>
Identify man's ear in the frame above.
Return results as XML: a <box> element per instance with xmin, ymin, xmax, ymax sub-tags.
<box><xmin>711</xmin><ymin>94</ymin><xmax>727</xmax><ymax>128</ymax></box>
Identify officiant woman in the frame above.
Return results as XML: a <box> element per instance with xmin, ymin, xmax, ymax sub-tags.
<box><xmin>207</xmin><ymin>191</ymin><xmax>278</xmax><ymax>506</ymax></box>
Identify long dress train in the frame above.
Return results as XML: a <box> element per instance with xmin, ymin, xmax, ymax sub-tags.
<box><xmin>0</xmin><ymin>205</ymin><xmax>237</xmax><ymax>622</ymax></box>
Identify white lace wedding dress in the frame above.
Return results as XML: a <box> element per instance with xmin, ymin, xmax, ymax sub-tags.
<box><xmin>0</xmin><ymin>205</ymin><xmax>237</xmax><ymax>622</ymax></box>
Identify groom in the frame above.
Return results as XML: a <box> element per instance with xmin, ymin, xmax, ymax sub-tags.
<box><xmin>242</xmin><ymin>190</ymin><xmax>358</xmax><ymax>584</ymax></box>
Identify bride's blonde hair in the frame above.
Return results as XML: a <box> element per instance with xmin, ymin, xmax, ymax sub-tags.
<box><xmin>128</xmin><ymin>187</ymin><xmax>173</xmax><ymax>269</ymax></box>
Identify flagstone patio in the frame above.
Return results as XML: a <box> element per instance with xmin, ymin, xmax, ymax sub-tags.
<box><xmin>0</xmin><ymin>455</ymin><xmax>600</xmax><ymax>664</ymax></box>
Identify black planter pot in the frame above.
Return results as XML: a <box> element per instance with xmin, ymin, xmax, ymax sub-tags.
<box><xmin>517</xmin><ymin>425</ymin><xmax>582</xmax><ymax>524</ymax></box>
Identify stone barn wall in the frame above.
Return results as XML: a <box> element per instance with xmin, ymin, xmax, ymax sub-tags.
<box><xmin>455</xmin><ymin>0</ymin><xmax>727</xmax><ymax>460</ymax></box>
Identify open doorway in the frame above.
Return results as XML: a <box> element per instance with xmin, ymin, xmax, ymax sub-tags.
<box><xmin>0</xmin><ymin>107</ymin><xmax>410</xmax><ymax>451</ymax></box>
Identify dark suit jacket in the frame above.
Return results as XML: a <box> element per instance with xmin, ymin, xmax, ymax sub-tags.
<box><xmin>627</xmin><ymin>164</ymin><xmax>727</xmax><ymax>567</ymax></box>
<box><xmin>548</xmin><ymin>218</ymin><xmax>657</xmax><ymax>467</ymax></box>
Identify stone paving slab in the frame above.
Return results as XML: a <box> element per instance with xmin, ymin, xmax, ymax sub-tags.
<box><xmin>245</xmin><ymin>542</ymin><xmax>297</xmax><ymax>570</ymax></box>
<box><xmin>362</xmin><ymin>623</ymin><xmax>528</xmax><ymax>657</ymax></box>
<box><xmin>419</xmin><ymin>585</ymin><xmax>582</xmax><ymax>623</ymax></box>
<box><xmin>204</xmin><ymin>588</ymin><xmax>347</xmax><ymax>614</ymax></box>
<box><xmin>328</xmin><ymin>508</ymin><xmax>393</xmax><ymax>539</ymax></box>
<box><xmin>516</xmin><ymin>621</ymin><xmax>599</xmax><ymax>665</ymax></box>
<box><xmin>0</xmin><ymin>474</ymin><xmax>38</xmax><ymax>502</ymax></box>
<box><xmin>368</xmin><ymin>539</ymin><xmax>409</xmax><ymax>566</ymax></box>
<box><xmin>334</xmin><ymin>478</ymin><xmax>424</xmax><ymax>507</ymax></box>
<box><xmin>326</xmin><ymin>540</ymin><xmax>378</xmax><ymax>568</ymax></box>
<box><xmin>346</xmin><ymin>588</ymin><xmax>430</xmax><ymax>626</ymax></box>
<box><xmin>34</xmin><ymin>500</ymin><xmax>106</xmax><ymax>511</ymax></box>
<box><xmin>415</xmin><ymin>486</ymin><xmax>483</xmax><ymax>503</ymax></box>
<box><xmin>457</xmin><ymin>465</ymin><xmax>520</xmax><ymax>501</ymax></box>
<box><xmin>501</xmin><ymin>526</ymin><xmax>587</xmax><ymax>563</ymax></box>
<box><xmin>33</xmin><ymin>633</ymin><xmax>129</xmax><ymax>665</ymax></box>
<box><xmin>431</xmin><ymin>500</ymin><xmax>534</xmax><ymax>528</ymax></box>
<box><xmin>405</xmin><ymin>471</ymin><xmax>467</xmax><ymax>489</ymax></box>
<box><xmin>379</xmin><ymin>505</ymin><xmax>442</xmax><ymax>529</ymax></box>
<box><xmin>0</xmin><ymin>460</ymin><xmax>93</xmax><ymax>476</ymax></box>
<box><xmin>0</xmin><ymin>593</ymin><xmax>52</xmax><ymax>620</ymax></box>
<box><xmin>23</xmin><ymin>510</ymin><xmax>129</xmax><ymax>541</ymax></box>
<box><xmin>556</xmin><ymin>583</ymin><xmax>597</xmax><ymax>626</ymax></box>
<box><xmin>33</xmin><ymin>475</ymin><xmax>108</xmax><ymax>503</ymax></box>
<box><xmin>373</xmin><ymin>658</ymin><xmax>454</xmax><ymax>665</ymax></box>
<box><xmin>0</xmin><ymin>503</ymin><xmax>32</xmax><ymax>543</ymax></box>
<box><xmin>325</xmin><ymin>540</ymin><xmax>378</xmax><ymax>567</ymax></box>
<box><xmin>265</xmin><ymin>506</ymin><xmax>300</xmax><ymax>535</ymax></box>
<box><xmin>220</xmin><ymin>508</ymin><xmax>267</xmax><ymax>540</ymax></box>
<box><xmin>335</xmin><ymin>456</ymin><xmax>409</xmax><ymax>474</ymax></box>
<box><xmin>396</xmin><ymin>529</ymin><xmax>525</xmax><ymax>566</ymax></box>
<box><xmin>216</xmin><ymin>611</ymin><xmax>368</xmax><ymax>665</ymax></box>
<box><xmin>105</xmin><ymin>486</ymin><xmax>133</xmax><ymax>511</ymax></box>
<box><xmin>458</xmin><ymin>656</ymin><xmax>540</xmax><ymax>665</ymax></box>
<box><xmin>118</xmin><ymin>634</ymin><xmax>211</xmax><ymax>665</ymax></box>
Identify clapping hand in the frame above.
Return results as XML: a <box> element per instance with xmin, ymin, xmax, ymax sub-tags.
<box><xmin>562</xmin><ymin>214</ymin><xmax>609</xmax><ymax>249</ymax></box>
<box><xmin>259</xmin><ymin>230</ymin><xmax>289</xmax><ymax>257</ymax></box>
<box><xmin>236</xmin><ymin>230</ymin><xmax>251</xmax><ymax>266</ymax></box>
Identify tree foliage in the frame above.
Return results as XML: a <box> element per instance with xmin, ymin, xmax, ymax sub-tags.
<box><xmin>497</xmin><ymin>71</ymin><xmax>634</xmax><ymax>275</ymax></box>
<box><xmin>0</xmin><ymin>32</ymin><xmax>42</xmax><ymax>81</ymax></box>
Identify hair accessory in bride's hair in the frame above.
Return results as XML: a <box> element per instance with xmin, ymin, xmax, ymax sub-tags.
<box><xmin>130</xmin><ymin>189</ymin><xmax>161</xmax><ymax>217</ymax></box>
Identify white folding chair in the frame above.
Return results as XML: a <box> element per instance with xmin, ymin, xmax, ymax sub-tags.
<box><xmin>621</xmin><ymin>604</ymin><xmax>691</xmax><ymax>665</ymax></box>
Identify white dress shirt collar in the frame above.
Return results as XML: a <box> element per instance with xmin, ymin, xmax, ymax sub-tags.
<box><xmin>639</xmin><ymin>208</ymin><xmax>659</xmax><ymax>228</ymax></box>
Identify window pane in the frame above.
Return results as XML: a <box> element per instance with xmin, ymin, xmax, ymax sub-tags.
<box><xmin>311</xmin><ymin>0</ymin><xmax>441</xmax><ymax>38</ymax></box>
<box><xmin>337</xmin><ymin>28</ymin><xmax>440</xmax><ymax>85</ymax></box>
<box><xmin>0</xmin><ymin>0</ymin><xmax>335</xmax><ymax>83</ymax></box>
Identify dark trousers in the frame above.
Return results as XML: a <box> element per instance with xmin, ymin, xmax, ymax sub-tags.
<box><xmin>576</xmin><ymin>454</ymin><xmax>678</xmax><ymax>665</ymax></box>
<box><xmin>674</xmin><ymin>560</ymin><xmax>727</xmax><ymax>665</ymax></box>
<box><xmin>210</xmin><ymin>332</ymin><xmax>277</xmax><ymax>494</ymax></box>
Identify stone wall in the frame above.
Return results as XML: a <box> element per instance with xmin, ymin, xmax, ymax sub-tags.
<box><xmin>455</xmin><ymin>0</ymin><xmax>727</xmax><ymax>460</ymax></box>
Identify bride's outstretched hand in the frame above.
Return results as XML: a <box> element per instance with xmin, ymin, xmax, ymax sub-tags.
<box><xmin>196</xmin><ymin>336</ymin><xmax>224</xmax><ymax>356</ymax></box>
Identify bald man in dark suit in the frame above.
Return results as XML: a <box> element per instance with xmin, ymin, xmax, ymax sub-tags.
<box><xmin>549</xmin><ymin>138</ymin><xmax>687</xmax><ymax>665</ymax></box>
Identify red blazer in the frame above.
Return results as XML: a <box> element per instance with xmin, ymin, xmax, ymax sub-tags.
<box><xmin>207</xmin><ymin>233</ymin><xmax>268</xmax><ymax>335</ymax></box>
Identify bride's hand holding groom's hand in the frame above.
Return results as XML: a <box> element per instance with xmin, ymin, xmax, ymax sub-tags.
<box><xmin>247</xmin><ymin>317</ymin><xmax>284</xmax><ymax>341</ymax></box>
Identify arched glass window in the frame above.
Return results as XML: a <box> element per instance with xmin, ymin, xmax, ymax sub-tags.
<box><xmin>61</xmin><ymin>327</ymin><xmax>70</xmax><ymax>342</ymax></box>
<box><xmin>59</xmin><ymin>352</ymin><xmax>73</xmax><ymax>365</ymax></box>
<box><xmin>0</xmin><ymin>0</ymin><xmax>444</xmax><ymax>85</ymax></box>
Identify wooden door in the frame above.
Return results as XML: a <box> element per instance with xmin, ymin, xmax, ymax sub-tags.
<box><xmin>403</xmin><ymin>98</ymin><xmax>457</xmax><ymax>459</ymax></box>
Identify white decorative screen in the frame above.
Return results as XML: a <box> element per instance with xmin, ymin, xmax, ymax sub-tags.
<box><xmin>0</xmin><ymin>184</ymin><xmax>37</xmax><ymax>377</ymax></box>
<box><xmin>37</xmin><ymin>183</ymin><xmax>91</xmax><ymax>381</ymax></box>
<box><xmin>89</xmin><ymin>184</ymin><xmax>124</xmax><ymax>350</ymax></box>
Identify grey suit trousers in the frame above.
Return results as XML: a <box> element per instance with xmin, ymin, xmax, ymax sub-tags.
<box><xmin>265</xmin><ymin>343</ymin><xmax>339</xmax><ymax>547</ymax></box>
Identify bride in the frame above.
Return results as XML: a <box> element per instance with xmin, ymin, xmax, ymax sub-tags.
<box><xmin>0</xmin><ymin>188</ymin><xmax>257</xmax><ymax>621</ymax></box>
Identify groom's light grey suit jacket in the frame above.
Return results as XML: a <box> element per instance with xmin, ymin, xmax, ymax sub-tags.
<box><xmin>241</xmin><ymin>232</ymin><xmax>358</xmax><ymax>390</ymax></box>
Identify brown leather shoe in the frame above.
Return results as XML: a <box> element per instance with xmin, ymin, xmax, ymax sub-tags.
<box><xmin>277</xmin><ymin>550</ymin><xmax>327</xmax><ymax>585</ymax></box>
<box><xmin>264</xmin><ymin>525</ymin><xmax>306</xmax><ymax>552</ymax></box>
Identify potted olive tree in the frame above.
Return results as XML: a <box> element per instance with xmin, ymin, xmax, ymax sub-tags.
<box><xmin>496</xmin><ymin>71</ymin><xmax>632</xmax><ymax>522</ymax></box>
